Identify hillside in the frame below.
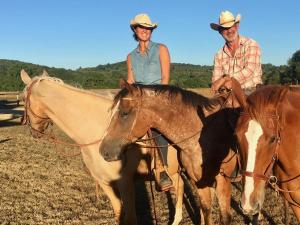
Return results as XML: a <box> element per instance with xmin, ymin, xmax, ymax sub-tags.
<box><xmin>0</xmin><ymin>59</ymin><xmax>287</xmax><ymax>91</ymax></box>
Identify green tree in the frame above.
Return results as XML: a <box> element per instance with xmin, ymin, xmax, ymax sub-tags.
<box><xmin>286</xmin><ymin>50</ymin><xmax>300</xmax><ymax>84</ymax></box>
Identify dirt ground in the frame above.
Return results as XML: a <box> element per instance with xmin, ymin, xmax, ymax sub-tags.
<box><xmin>0</xmin><ymin>90</ymin><xmax>298</xmax><ymax>225</ymax></box>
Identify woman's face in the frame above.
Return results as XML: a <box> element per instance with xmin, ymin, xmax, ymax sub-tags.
<box><xmin>134</xmin><ymin>25</ymin><xmax>153</xmax><ymax>42</ymax></box>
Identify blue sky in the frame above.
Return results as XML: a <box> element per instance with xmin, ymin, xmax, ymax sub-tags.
<box><xmin>0</xmin><ymin>0</ymin><xmax>299</xmax><ymax>69</ymax></box>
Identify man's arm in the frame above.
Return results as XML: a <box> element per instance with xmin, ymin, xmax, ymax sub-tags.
<box><xmin>126</xmin><ymin>54</ymin><xmax>135</xmax><ymax>84</ymax></box>
<box><xmin>211</xmin><ymin>54</ymin><xmax>226</xmax><ymax>92</ymax></box>
<box><xmin>159</xmin><ymin>44</ymin><xmax>170</xmax><ymax>85</ymax></box>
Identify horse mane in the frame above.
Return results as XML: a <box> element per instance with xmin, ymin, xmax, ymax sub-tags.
<box><xmin>113</xmin><ymin>84</ymin><xmax>222</xmax><ymax>111</ymax></box>
<box><xmin>28</xmin><ymin>75</ymin><xmax>109</xmax><ymax>99</ymax></box>
<box><xmin>246</xmin><ymin>85</ymin><xmax>289</xmax><ymax>124</ymax></box>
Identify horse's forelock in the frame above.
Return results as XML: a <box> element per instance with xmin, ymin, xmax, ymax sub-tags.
<box><xmin>246</xmin><ymin>86</ymin><xmax>289</xmax><ymax>124</ymax></box>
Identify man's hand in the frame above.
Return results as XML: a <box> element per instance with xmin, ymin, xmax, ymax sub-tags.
<box><xmin>224</xmin><ymin>78</ymin><xmax>233</xmax><ymax>90</ymax></box>
<box><xmin>211</xmin><ymin>75</ymin><xmax>231</xmax><ymax>93</ymax></box>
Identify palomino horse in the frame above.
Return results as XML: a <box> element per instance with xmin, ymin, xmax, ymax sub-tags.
<box><xmin>234</xmin><ymin>84</ymin><xmax>300</xmax><ymax>222</ymax></box>
<box><xmin>20</xmin><ymin>70</ymin><xmax>185</xmax><ymax>225</ymax></box>
<box><xmin>99</xmin><ymin>80</ymin><xmax>240</xmax><ymax>225</ymax></box>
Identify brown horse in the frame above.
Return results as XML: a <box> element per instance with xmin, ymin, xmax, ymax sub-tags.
<box><xmin>20</xmin><ymin>70</ymin><xmax>186</xmax><ymax>225</ymax></box>
<box><xmin>99</xmin><ymin>80</ymin><xmax>240</xmax><ymax>225</ymax></box>
<box><xmin>234</xmin><ymin>84</ymin><xmax>300</xmax><ymax>222</ymax></box>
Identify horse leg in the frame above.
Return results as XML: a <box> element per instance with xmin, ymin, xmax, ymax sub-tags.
<box><xmin>117</xmin><ymin>177</ymin><xmax>137</xmax><ymax>225</ymax></box>
<box><xmin>215</xmin><ymin>175</ymin><xmax>232</xmax><ymax>225</ymax></box>
<box><xmin>98</xmin><ymin>181</ymin><xmax>122</xmax><ymax>223</ymax></box>
<box><xmin>196</xmin><ymin>186</ymin><xmax>213</xmax><ymax>225</ymax></box>
<box><xmin>170</xmin><ymin>172</ymin><xmax>184</xmax><ymax>225</ymax></box>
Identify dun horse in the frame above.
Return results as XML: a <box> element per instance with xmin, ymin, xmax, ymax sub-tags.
<box><xmin>20</xmin><ymin>70</ymin><xmax>185</xmax><ymax>225</ymax></box>
<box><xmin>99</xmin><ymin>80</ymin><xmax>240</xmax><ymax>225</ymax></box>
<box><xmin>235</xmin><ymin>85</ymin><xmax>300</xmax><ymax>222</ymax></box>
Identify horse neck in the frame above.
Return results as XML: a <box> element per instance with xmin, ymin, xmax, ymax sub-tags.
<box><xmin>33</xmin><ymin>81</ymin><xmax>112</xmax><ymax>143</ymax></box>
<box><xmin>142</xmin><ymin>94</ymin><xmax>202</xmax><ymax>148</ymax></box>
<box><xmin>275</xmin><ymin>92</ymin><xmax>300</xmax><ymax>177</ymax></box>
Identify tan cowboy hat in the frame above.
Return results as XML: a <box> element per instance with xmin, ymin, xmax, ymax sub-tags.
<box><xmin>210</xmin><ymin>11</ymin><xmax>241</xmax><ymax>31</ymax></box>
<box><xmin>130</xmin><ymin>13</ymin><xmax>158</xmax><ymax>30</ymax></box>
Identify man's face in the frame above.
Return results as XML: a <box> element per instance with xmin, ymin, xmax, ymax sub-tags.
<box><xmin>134</xmin><ymin>25</ymin><xmax>153</xmax><ymax>42</ymax></box>
<box><xmin>219</xmin><ymin>23</ymin><xmax>239</xmax><ymax>43</ymax></box>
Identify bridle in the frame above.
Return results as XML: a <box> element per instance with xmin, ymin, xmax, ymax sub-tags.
<box><xmin>22</xmin><ymin>79</ymin><xmax>104</xmax><ymax>151</ymax></box>
<box><xmin>121</xmin><ymin>89</ymin><xmax>236</xmax><ymax>149</ymax></box>
<box><xmin>239</xmin><ymin>110</ymin><xmax>281</xmax><ymax>186</ymax></box>
<box><xmin>238</xmin><ymin>85</ymin><xmax>287</xmax><ymax>184</ymax></box>
<box><xmin>22</xmin><ymin>79</ymin><xmax>52</xmax><ymax>136</ymax></box>
<box><xmin>238</xmin><ymin>87</ymin><xmax>300</xmax><ymax>193</ymax></box>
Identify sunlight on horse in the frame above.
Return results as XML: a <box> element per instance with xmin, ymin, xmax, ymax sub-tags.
<box><xmin>235</xmin><ymin>85</ymin><xmax>300</xmax><ymax>223</ymax></box>
<box><xmin>20</xmin><ymin>69</ymin><xmax>185</xmax><ymax>225</ymax></box>
<box><xmin>99</xmin><ymin>79</ymin><xmax>242</xmax><ymax>225</ymax></box>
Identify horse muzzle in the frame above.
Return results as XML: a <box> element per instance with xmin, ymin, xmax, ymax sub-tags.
<box><xmin>99</xmin><ymin>141</ymin><xmax>124</xmax><ymax>162</ymax></box>
<box><xmin>101</xmin><ymin>149</ymin><xmax>122</xmax><ymax>162</ymax></box>
<box><xmin>239</xmin><ymin>201</ymin><xmax>261</xmax><ymax>216</ymax></box>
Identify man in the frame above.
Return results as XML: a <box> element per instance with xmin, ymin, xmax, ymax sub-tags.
<box><xmin>210</xmin><ymin>11</ymin><xmax>262</xmax><ymax>95</ymax></box>
<box><xmin>126</xmin><ymin>13</ymin><xmax>173</xmax><ymax>191</ymax></box>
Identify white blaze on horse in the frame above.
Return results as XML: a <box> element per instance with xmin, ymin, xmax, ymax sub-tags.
<box><xmin>20</xmin><ymin>69</ymin><xmax>184</xmax><ymax>225</ymax></box>
<box><xmin>235</xmin><ymin>85</ymin><xmax>300</xmax><ymax>222</ymax></box>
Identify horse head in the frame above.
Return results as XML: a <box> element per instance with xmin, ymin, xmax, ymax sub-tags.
<box><xmin>100</xmin><ymin>80</ymin><xmax>152</xmax><ymax>161</ymax></box>
<box><xmin>235</xmin><ymin>85</ymin><xmax>288</xmax><ymax>215</ymax></box>
<box><xmin>21</xmin><ymin>69</ymin><xmax>52</xmax><ymax>138</ymax></box>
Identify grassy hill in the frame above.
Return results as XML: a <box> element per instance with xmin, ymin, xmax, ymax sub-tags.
<box><xmin>0</xmin><ymin>59</ymin><xmax>285</xmax><ymax>91</ymax></box>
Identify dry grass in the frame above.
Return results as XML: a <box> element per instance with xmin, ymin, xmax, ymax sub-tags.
<box><xmin>0</xmin><ymin>89</ymin><xmax>298</xmax><ymax>225</ymax></box>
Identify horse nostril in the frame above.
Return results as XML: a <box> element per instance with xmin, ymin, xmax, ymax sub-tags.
<box><xmin>101</xmin><ymin>150</ymin><xmax>109</xmax><ymax>159</ymax></box>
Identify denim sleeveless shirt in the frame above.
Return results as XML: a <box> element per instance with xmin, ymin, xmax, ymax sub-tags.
<box><xmin>130</xmin><ymin>41</ymin><xmax>162</xmax><ymax>84</ymax></box>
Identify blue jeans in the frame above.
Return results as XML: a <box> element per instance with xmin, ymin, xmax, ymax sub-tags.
<box><xmin>151</xmin><ymin>129</ymin><xmax>168</xmax><ymax>166</ymax></box>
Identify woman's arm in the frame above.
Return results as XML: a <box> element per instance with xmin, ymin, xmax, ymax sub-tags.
<box><xmin>159</xmin><ymin>44</ymin><xmax>170</xmax><ymax>84</ymax></box>
<box><xmin>126</xmin><ymin>54</ymin><xmax>135</xmax><ymax>84</ymax></box>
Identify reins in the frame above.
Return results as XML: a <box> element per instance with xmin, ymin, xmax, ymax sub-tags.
<box><xmin>131</xmin><ymin>90</ymin><xmax>234</xmax><ymax>149</ymax></box>
<box><xmin>22</xmin><ymin>79</ymin><xmax>104</xmax><ymax>156</ymax></box>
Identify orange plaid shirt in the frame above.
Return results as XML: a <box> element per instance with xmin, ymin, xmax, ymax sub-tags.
<box><xmin>212</xmin><ymin>36</ymin><xmax>262</xmax><ymax>89</ymax></box>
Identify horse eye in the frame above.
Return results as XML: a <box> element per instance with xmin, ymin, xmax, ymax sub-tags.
<box><xmin>269</xmin><ymin>136</ymin><xmax>276</xmax><ymax>144</ymax></box>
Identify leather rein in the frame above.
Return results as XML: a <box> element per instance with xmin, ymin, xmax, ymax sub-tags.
<box><xmin>121</xmin><ymin>90</ymin><xmax>239</xmax><ymax>181</ymax></box>
<box><xmin>22</xmin><ymin>80</ymin><xmax>103</xmax><ymax>154</ymax></box>
<box><xmin>122</xmin><ymin>90</ymin><xmax>233</xmax><ymax>148</ymax></box>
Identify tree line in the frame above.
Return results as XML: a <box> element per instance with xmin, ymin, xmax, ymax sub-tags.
<box><xmin>0</xmin><ymin>50</ymin><xmax>299</xmax><ymax>91</ymax></box>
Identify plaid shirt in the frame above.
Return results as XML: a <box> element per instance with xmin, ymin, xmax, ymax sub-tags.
<box><xmin>212</xmin><ymin>36</ymin><xmax>262</xmax><ymax>89</ymax></box>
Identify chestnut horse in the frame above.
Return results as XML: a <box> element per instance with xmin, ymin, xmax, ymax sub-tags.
<box><xmin>234</xmin><ymin>84</ymin><xmax>300</xmax><ymax>222</ymax></box>
<box><xmin>20</xmin><ymin>70</ymin><xmax>185</xmax><ymax>225</ymax></box>
<box><xmin>99</xmin><ymin>80</ymin><xmax>240</xmax><ymax>225</ymax></box>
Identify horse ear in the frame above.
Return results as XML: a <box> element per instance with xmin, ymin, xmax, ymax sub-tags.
<box><xmin>231</xmin><ymin>78</ymin><xmax>248</xmax><ymax>108</ymax></box>
<box><xmin>119</xmin><ymin>79</ymin><xmax>138</xmax><ymax>94</ymax></box>
<box><xmin>42</xmin><ymin>69</ymin><xmax>49</xmax><ymax>77</ymax></box>
<box><xmin>119</xmin><ymin>79</ymin><xmax>128</xmax><ymax>89</ymax></box>
<box><xmin>20</xmin><ymin>69</ymin><xmax>32</xmax><ymax>84</ymax></box>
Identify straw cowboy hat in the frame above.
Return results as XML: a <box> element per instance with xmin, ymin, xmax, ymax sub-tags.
<box><xmin>210</xmin><ymin>11</ymin><xmax>241</xmax><ymax>31</ymax></box>
<box><xmin>130</xmin><ymin>13</ymin><xmax>158</xmax><ymax>30</ymax></box>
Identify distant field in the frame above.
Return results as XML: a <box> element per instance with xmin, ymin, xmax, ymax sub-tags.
<box><xmin>0</xmin><ymin>88</ymin><xmax>212</xmax><ymax>122</ymax></box>
<box><xmin>0</xmin><ymin>89</ymin><xmax>298</xmax><ymax>224</ymax></box>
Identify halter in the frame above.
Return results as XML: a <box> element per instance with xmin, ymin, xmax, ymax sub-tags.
<box><xmin>239</xmin><ymin>87</ymin><xmax>289</xmax><ymax>187</ymax></box>
<box><xmin>22</xmin><ymin>79</ymin><xmax>52</xmax><ymax>135</ymax></box>
<box><xmin>239</xmin><ymin>111</ymin><xmax>281</xmax><ymax>184</ymax></box>
<box><xmin>122</xmin><ymin>90</ymin><xmax>236</xmax><ymax>150</ymax></box>
<box><xmin>22</xmin><ymin>79</ymin><xmax>104</xmax><ymax>151</ymax></box>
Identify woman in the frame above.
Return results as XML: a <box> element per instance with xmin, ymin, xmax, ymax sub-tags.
<box><xmin>126</xmin><ymin>13</ymin><xmax>172</xmax><ymax>191</ymax></box>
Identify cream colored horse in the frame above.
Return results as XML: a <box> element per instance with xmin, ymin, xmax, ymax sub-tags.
<box><xmin>20</xmin><ymin>70</ymin><xmax>184</xmax><ymax>225</ymax></box>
